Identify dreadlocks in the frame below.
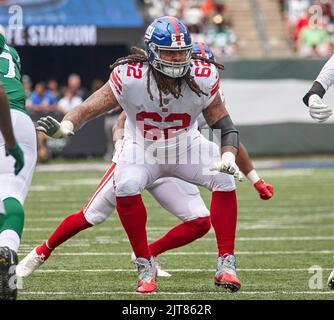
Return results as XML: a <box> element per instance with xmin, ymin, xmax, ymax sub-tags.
<box><xmin>191</xmin><ymin>53</ymin><xmax>225</xmax><ymax>72</ymax></box>
<box><xmin>109</xmin><ymin>47</ymin><xmax>225</xmax><ymax>107</ymax></box>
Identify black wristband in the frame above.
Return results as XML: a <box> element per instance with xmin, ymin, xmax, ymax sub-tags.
<box><xmin>210</xmin><ymin>115</ymin><xmax>239</xmax><ymax>149</ymax></box>
<box><xmin>302</xmin><ymin>81</ymin><xmax>326</xmax><ymax>107</ymax></box>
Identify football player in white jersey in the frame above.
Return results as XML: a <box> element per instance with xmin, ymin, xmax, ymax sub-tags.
<box><xmin>303</xmin><ymin>54</ymin><xmax>334</xmax><ymax>123</ymax></box>
<box><xmin>303</xmin><ymin>55</ymin><xmax>334</xmax><ymax>290</ymax></box>
<box><xmin>17</xmin><ymin>45</ymin><xmax>274</xmax><ymax>293</ymax></box>
<box><xmin>35</xmin><ymin>16</ymin><xmax>244</xmax><ymax>294</ymax></box>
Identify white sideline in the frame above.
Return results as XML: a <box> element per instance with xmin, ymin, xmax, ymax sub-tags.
<box><xmin>19</xmin><ymin>236</ymin><xmax>334</xmax><ymax>244</ymax></box>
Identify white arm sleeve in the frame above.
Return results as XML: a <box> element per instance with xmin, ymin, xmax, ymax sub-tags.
<box><xmin>316</xmin><ymin>54</ymin><xmax>334</xmax><ymax>92</ymax></box>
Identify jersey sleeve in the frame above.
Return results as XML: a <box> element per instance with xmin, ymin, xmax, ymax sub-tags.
<box><xmin>108</xmin><ymin>64</ymin><xmax>126</xmax><ymax>106</ymax></box>
<box><xmin>10</xmin><ymin>47</ymin><xmax>21</xmax><ymax>73</ymax></box>
<box><xmin>316</xmin><ymin>54</ymin><xmax>334</xmax><ymax>92</ymax></box>
<box><xmin>196</xmin><ymin>64</ymin><xmax>221</xmax><ymax>109</ymax></box>
<box><xmin>0</xmin><ymin>34</ymin><xmax>5</xmax><ymax>54</ymax></box>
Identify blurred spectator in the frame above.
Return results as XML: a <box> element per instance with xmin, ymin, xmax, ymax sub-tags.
<box><xmin>205</xmin><ymin>15</ymin><xmax>237</xmax><ymax>59</ymax></box>
<box><xmin>183</xmin><ymin>1</ymin><xmax>202</xmax><ymax>25</ymax></box>
<box><xmin>283</xmin><ymin>0</ymin><xmax>311</xmax><ymax>51</ymax></box>
<box><xmin>145</xmin><ymin>0</ymin><xmax>183</xmax><ymax>18</ymax></box>
<box><xmin>67</xmin><ymin>73</ymin><xmax>88</xmax><ymax>100</ymax></box>
<box><xmin>292</xmin><ymin>9</ymin><xmax>310</xmax><ymax>46</ymax></box>
<box><xmin>285</xmin><ymin>0</ymin><xmax>311</xmax><ymax>25</ymax></box>
<box><xmin>282</xmin><ymin>0</ymin><xmax>334</xmax><ymax>57</ymax></box>
<box><xmin>57</xmin><ymin>87</ymin><xmax>83</xmax><ymax>115</ymax></box>
<box><xmin>201</xmin><ymin>0</ymin><xmax>217</xmax><ymax>20</ymax></box>
<box><xmin>188</xmin><ymin>23</ymin><xmax>206</xmax><ymax>44</ymax></box>
<box><xmin>27</xmin><ymin>82</ymin><xmax>59</xmax><ymax>163</ymax></box>
<box><xmin>47</xmin><ymin>78</ymin><xmax>61</xmax><ymax>100</ymax></box>
<box><xmin>143</xmin><ymin>0</ymin><xmax>237</xmax><ymax>60</ymax></box>
<box><xmin>298</xmin><ymin>22</ymin><xmax>330</xmax><ymax>56</ymax></box>
<box><xmin>183</xmin><ymin>1</ymin><xmax>206</xmax><ymax>43</ymax></box>
<box><xmin>27</xmin><ymin>82</ymin><xmax>58</xmax><ymax>112</ymax></box>
<box><xmin>321</xmin><ymin>0</ymin><xmax>334</xmax><ymax>54</ymax></box>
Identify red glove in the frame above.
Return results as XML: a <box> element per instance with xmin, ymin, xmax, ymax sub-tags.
<box><xmin>254</xmin><ymin>179</ymin><xmax>274</xmax><ymax>200</ymax></box>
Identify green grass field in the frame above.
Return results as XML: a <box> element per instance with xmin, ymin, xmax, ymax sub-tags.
<box><xmin>18</xmin><ymin>166</ymin><xmax>334</xmax><ymax>300</ymax></box>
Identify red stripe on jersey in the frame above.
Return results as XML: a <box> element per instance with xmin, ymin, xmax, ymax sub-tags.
<box><xmin>114</xmin><ymin>70</ymin><xmax>122</xmax><ymax>84</ymax></box>
<box><xmin>112</xmin><ymin>71</ymin><xmax>122</xmax><ymax>92</ymax></box>
<box><xmin>210</xmin><ymin>78</ymin><xmax>220</xmax><ymax>96</ymax></box>
<box><xmin>109</xmin><ymin>79</ymin><xmax>121</xmax><ymax>95</ymax></box>
<box><xmin>83</xmin><ymin>163</ymin><xmax>116</xmax><ymax>214</ymax></box>
<box><xmin>211</xmin><ymin>84</ymin><xmax>220</xmax><ymax>97</ymax></box>
<box><xmin>168</xmin><ymin>16</ymin><xmax>181</xmax><ymax>40</ymax></box>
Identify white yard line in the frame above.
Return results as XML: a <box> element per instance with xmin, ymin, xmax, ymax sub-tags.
<box><xmin>22</xmin><ymin>224</ymin><xmax>332</xmax><ymax>232</ymax></box>
<box><xmin>19</xmin><ymin>236</ymin><xmax>334</xmax><ymax>245</ymax></box>
<box><xmin>17</xmin><ymin>250</ymin><xmax>334</xmax><ymax>256</ymax></box>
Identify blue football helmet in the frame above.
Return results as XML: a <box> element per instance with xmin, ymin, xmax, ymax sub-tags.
<box><xmin>145</xmin><ymin>16</ymin><xmax>192</xmax><ymax>78</ymax></box>
<box><xmin>192</xmin><ymin>42</ymin><xmax>215</xmax><ymax>61</ymax></box>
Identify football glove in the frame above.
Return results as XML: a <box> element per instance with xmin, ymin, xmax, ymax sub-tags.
<box><xmin>6</xmin><ymin>142</ymin><xmax>24</xmax><ymax>175</ymax></box>
<box><xmin>36</xmin><ymin>116</ymin><xmax>74</xmax><ymax>139</ymax></box>
<box><xmin>210</xmin><ymin>151</ymin><xmax>240</xmax><ymax>178</ymax></box>
<box><xmin>254</xmin><ymin>179</ymin><xmax>274</xmax><ymax>200</ymax></box>
<box><xmin>308</xmin><ymin>94</ymin><xmax>332</xmax><ymax>123</ymax></box>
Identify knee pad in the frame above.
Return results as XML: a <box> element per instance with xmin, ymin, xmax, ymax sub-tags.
<box><xmin>211</xmin><ymin>173</ymin><xmax>236</xmax><ymax>192</ymax></box>
<box><xmin>84</xmin><ymin>207</ymin><xmax>112</xmax><ymax>226</ymax></box>
<box><xmin>115</xmin><ymin>174</ymin><xmax>146</xmax><ymax>197</ymax></box>
<box><xmin>1</xmin><ymin>197</ymin><xmax>25</xmax><ymax>237</ymax></box>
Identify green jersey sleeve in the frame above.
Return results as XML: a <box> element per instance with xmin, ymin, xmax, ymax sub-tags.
<box><xmin>0</xmin><ymin>34</ymin><xmax>5</xmax><ymax>54</ymax></box>
<box><xmin>0</xmin><ymin>42</ymin><xmax>26</xmax><ymax>113</ymax></box>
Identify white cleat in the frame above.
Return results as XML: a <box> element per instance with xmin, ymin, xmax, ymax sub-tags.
<box><xmin>16</xmin><ymin>247</ymin><xmax>45</xmax><ymax>278</ymax></box>
<box><xmin>131</xmin><ymin>252</ymin><xmax>171</xmax><ymax>277</ymax></box>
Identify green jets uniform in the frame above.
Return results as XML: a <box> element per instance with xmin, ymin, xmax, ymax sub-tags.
<box><xmin>0</xmin><ymin>33</ymin><xmax>26</xmax><ymax>114</ymax></box>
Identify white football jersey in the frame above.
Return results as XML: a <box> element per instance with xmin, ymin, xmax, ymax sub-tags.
<box><xmin>109</xmin><ymin>60</ymin><xmax>221</xmax><ymax>144</ymax></box>
<box><xmin>316</xmin><ymin>54</ymin><xmax>334</xmax><ymax>92</ymax></box>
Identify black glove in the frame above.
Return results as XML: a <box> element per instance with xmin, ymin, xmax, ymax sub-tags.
<box><xmin>302</xmin><ymin>81</ymin><xmax>326</xmax><ymax>107</ymax></box>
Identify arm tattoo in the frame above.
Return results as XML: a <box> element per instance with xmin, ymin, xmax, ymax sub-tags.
<box><xmin>63</xmin><ymin>82</ymin><xmax>118</xmax><ymax>131</ymax></box>
<box><xmin>203</xmin><ymin>93</ymin><xmax>239</xmax><ymax>155</ymax></box>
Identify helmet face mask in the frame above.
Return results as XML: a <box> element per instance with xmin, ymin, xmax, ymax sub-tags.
<box><xmin>149</xmin><ymin>43</ymin><xmax>192</xmax><ymax>78</ymax></box>
<box><xmin>145</xmin><ymin>16</ymin><xmax>193</xmax><ymax>78</ymax></box>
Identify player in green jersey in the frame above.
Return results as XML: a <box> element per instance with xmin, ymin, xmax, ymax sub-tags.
<box><xmin>0</xmin><ymin>83</ymin><xmax>24</xmax><ymax>174</ymax></box>
<box><xmin>0</xmin><ymin>29</ymin><xmax>37</xmax><ymax>300</ymax></box>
